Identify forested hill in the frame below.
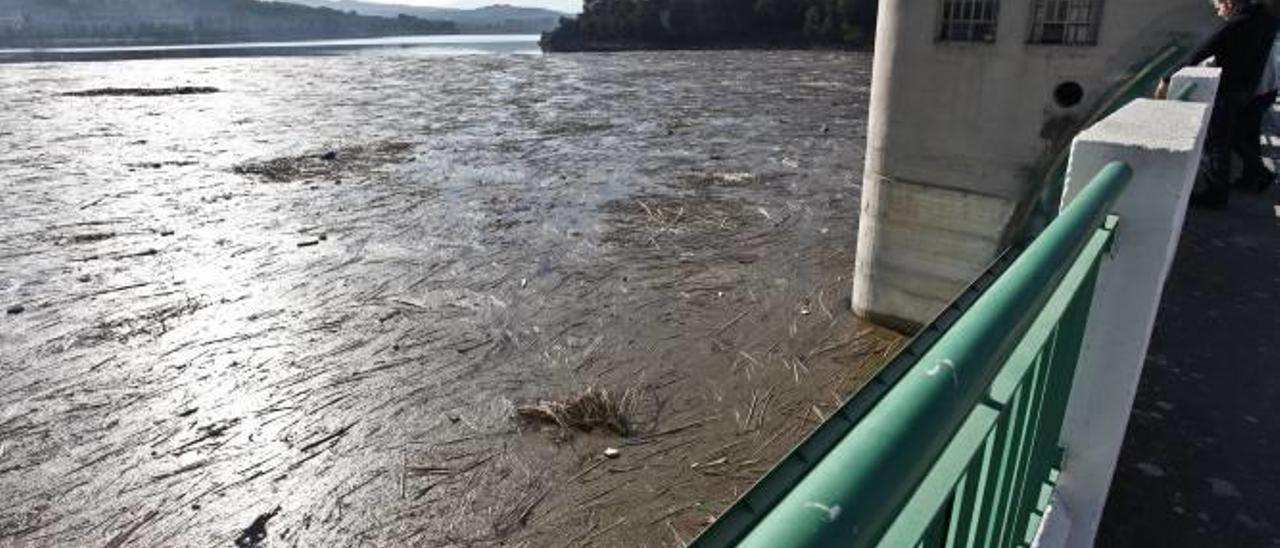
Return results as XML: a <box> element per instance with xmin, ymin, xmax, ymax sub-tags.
<box><xmin>539</xmin><ymin>0</ymin><xmax>876</xmax><ymax>51</ymax></box>
<box><xmin>288</xmin><ymin>0</ymin><xmax>565</xmax><ymax>34</ymax></box>
<box><xmin>0</xmin><ymin>0</ymin><xmax>457</xmax><ymax>48</ymax></box>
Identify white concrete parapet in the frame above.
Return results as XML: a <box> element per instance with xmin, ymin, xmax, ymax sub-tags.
<box><xmin>1169</xmin><ymin>66</ymin><xmax>1222</xmax><ymax>103</ymax></box>
<box><xmin>1034</xmin><ymin>67</ymin><xmax>1219</xmax><ymax>548</ymax></box>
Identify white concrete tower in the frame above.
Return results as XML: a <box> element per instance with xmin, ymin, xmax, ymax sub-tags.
<box><xmin>853</xmin><ymin>0</ymin><xmax>1215</xmax><ymax>330</ymax></box>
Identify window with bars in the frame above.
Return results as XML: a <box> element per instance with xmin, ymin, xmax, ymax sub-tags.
<box><xmin>938</xmin><ymin>0</ymin><xmax>1000</xmax><ymax>43</ymax></box>
<box><xmin>1030</xmin><ymin>0</ymin><xmax>1102</xmax><ymax>45</ymax></box>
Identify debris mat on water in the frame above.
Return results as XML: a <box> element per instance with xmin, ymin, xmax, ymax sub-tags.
<box><xmin>231</xmin><ymin>141</ymin><xmax>414</xmax><ymax>183</ymax></box>
<box><xmin>516</xmin><ymin>386</ymin><xmax>639</xmax><ymax>437</ymax></box>
<box><xmin>234</xmin><ymin>505</ymin><xmax>281</xmax><ymax>548</ymax></box>
<box><xmin>63</xmin><ymin>87</ymin><xmax>220</xmax><ymax>97</ymax></box>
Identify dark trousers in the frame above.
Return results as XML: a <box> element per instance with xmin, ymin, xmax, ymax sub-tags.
<box><xmin>1237</xmin><ymin>90</ymin><xmax>1277</xmax><ymax>186</ymax></box>
<box><xmin>1200</xmin><ymin>91</ymin><xmax>1253</xmax><ymax>201</ymax></box>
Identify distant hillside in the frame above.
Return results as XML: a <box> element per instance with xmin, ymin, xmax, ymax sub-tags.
<box><xmin>288</xmin><ymin>0</ymin><xmax>565</xmax><ymax>33</ymax></box>
<box><xmin>0</xmin><ymin>0</ymin><xmax>457</xmax><ymax>48</ymax></box>
<box><xmin>539</xmin><ymin>0</ymin><xmax>876</xmax><ymax>51</ymax></box>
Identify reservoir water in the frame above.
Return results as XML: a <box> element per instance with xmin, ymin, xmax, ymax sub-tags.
<box><xmin>0</xmin><ymin>37</ymin><xmax>895</xmax><ymax>546</ymax></box>
<box><xmin>0</xmin><ymin>34</ymin><xmax>542</xmax><ymax>62</ymax></box>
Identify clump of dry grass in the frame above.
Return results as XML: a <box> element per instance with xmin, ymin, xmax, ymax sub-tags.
<box><xmin>516</xmin><ymin>386</ymin><xmax>639</xmax><ymax>437</ymax></box>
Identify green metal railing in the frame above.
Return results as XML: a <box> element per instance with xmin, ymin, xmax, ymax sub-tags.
<box><xmin>1024</xmin><ymin>44</ymin><xmax>1185</xmax><ymax>239</ymax></box>
<box><xmin>692</xmin><ymin>161</ymin><xmax>1133</xmax><ymax>548</ymax></box>
<box><xmin>1171</xmin><ymin>81</ymin><xmax>1199</xmax><ymax>102</ymax></box>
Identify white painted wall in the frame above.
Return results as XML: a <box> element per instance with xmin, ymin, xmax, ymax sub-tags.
<box><xmin>1033</xmin><ymin>68</ymin><xmax>1219</xmax><ymax>548</ymax></box>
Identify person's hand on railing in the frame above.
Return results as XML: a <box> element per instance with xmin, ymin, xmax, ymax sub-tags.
<box><xmin>1155</xmin><ymin>78</ymin><xmax>1170</xmax><ymax>100</ymax></box>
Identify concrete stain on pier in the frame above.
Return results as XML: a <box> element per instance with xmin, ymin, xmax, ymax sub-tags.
<box><xmin>0</xmin><ymin>50</ymin><xmax>898</xmax><ymax>546</ymax></box>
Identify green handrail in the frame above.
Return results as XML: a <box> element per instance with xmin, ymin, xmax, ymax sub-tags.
<box><xmin>1171</xmin><ymin>81</ymin><xmax>1199</xmax><ymax>102</ymax></box>
<box><xmin>692</xmin><ymin>161</ymin><xmax>1132</xmax><ymax>547</ymax></box>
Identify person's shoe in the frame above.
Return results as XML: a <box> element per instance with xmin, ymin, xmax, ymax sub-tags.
<box><xmin>1190</xmin><ymin>191</ymin><xmax>1229</xmax><ymax>210</ymax></box>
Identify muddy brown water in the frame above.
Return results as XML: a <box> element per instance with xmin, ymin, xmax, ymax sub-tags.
<box><xmin>0</xmin><ymin>45</ymin><xmax>900</xmax><ymax>547</ymax></box>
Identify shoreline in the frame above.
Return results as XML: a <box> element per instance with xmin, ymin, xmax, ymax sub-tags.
<box><xmin>538</xmin><ymin>38</ymin><xmax>873</xmax><ymax>53</ymax></box>
<box><xmin>0</xmin><ymin>33</ymin><xmax>541</xmax><ymax>63</ymax></box>
<box><xmin>0</xmin><ymin>31</ymin><xmax>550</xmax><ymax>51</ymax></box>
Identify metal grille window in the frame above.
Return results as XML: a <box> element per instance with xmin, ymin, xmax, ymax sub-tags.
<box><xmin>1030</xmin><ymin>0</ymin><xmax>1102</xmax><ymax>45</ymax></box>
<box><xmin>938</xmin><ymin>0</ymin><xmax>1000</xmax><ymax>43</ymax></box>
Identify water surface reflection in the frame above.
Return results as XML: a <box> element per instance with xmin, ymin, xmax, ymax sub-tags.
<box><xmin>0</xmin><ymin>48</ymin><xmax>896</xmax><ymax>546</ymax></box>
<box><xmin>0</xmin><ymin>34</ymin><xmax>541</xmax><ymax>63</ymax></box>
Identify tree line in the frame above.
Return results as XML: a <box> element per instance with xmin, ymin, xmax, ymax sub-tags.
<box><xmin>540</xmin><ymin>0</ymin><xmax>877</xmax><ymax>51</ymax></box>
<box><xmin>0</xmin><ymin>0</ymin><xmax>456</xmax><ymax>47</ymax></box>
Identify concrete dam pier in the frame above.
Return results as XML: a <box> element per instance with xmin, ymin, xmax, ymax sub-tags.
<box><xmin>853</xmin><ymin>0</ymin><xmax>1212</xmax><ymax>331</ymax></box>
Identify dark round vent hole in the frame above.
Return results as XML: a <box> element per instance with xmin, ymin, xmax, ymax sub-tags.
<box><xmin>1054</xmin><ymin>81</ymin><xmax>1084</xmax><ymax>108</ymax></box>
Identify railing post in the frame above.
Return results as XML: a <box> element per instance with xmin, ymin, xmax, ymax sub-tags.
<box><xmin>1038</xmin><ymin>67</ymin><xmax>1219</xmax><ymax>548</ymax></box>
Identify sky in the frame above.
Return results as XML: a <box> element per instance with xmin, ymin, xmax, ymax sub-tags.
<box><xmin>360</xmin><ymin>0</ymin><xmax>582</xmax><ymax>15</ymax></box>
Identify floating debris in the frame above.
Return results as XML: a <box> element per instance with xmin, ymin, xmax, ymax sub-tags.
<box><xmin>690</xmin><ymin>457</ymin><xmax>727</xmax><ymax>470</ymax></box>
<box><xmin>678</xmin><ymin>171</ymin><xmax>757</xmax><ymax>187</ymax></box>
<box><xmin>68</xmin><ymin>232</ymin><xmax>116</xmax><ymax>244</ymax></box>
<box><xmin>232</xmin><ymin>141</ymin><xmax>413</xmax><ymax>183</ymax></box>
<box><xmin>126</xmin><ymin>160</ymin><xmax>198</xmax><ymax>169</ymax></box>
<box><xmin>516</xmin><ymin>386</ymin><xmax>638</xmax><ymax>436</ymax></box>
<box><xmin>234</xmin><ymin>505</ymin><xmax>281</xmax><ymax>548</ymax></box>
<box><xmin>63</xmin><ymin>86</ymin><xmax>220</xmax><ymax>97</ymax></box>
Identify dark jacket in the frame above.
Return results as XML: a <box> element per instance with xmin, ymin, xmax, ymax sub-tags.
<box><xmin>1184</xmin><ymin>4</ymin><xmax>1278</xmax><ymax>96</ymax></box>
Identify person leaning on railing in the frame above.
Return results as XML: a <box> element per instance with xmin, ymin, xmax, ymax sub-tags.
<box><xmin>1156</xmin><ymin>0</ymin><xmax>1278</xmax><ymax>209</ymax></box>
<box><xmin>1234</xmin><ymin>0</ymin><xmax>1280</xmax><ymax>195</ymax></box>
<box><xmin>1241</xmin><ymin>37</ymin><xmax>1280</xmax><ymax>193</ymax></box>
